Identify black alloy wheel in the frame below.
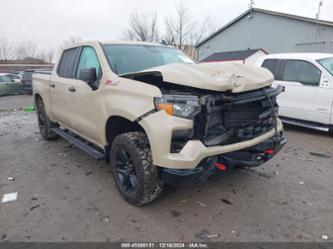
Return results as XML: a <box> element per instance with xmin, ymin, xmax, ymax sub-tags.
<box><xmin>115</xmin><ymin>148</ymin><xmax>138</xmax><ymax>193</ymax></box>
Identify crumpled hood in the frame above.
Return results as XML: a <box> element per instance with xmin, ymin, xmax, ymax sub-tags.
<box><xmin>120</xmin><ymin>62</ymin><xmax>274</xmax><ymax>93</ymax></box>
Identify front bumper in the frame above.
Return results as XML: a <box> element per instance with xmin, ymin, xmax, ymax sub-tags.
<box><xmin>139</xmin><ymin>111</ymin><xmax>284</xmax><ymax>169</ymax></box>
<box><xmin>161</xmin><ymin>133</ymin><xmax>287</xmax><ymax>187</ymax></box>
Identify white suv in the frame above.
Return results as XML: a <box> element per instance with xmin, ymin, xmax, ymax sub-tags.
<box><xmin>256</xmin><ymin>53</ymin><xmax>333</xmax><ymax>133</ymax></box>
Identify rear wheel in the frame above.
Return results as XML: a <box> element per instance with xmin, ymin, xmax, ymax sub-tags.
<box><xmin>36</xmin><ymin>98</ymin><xmax>58</xmax><ymax>140</ymax></box>
<box><xmin>110</xmin><ymin>132</ymin><xmax>163</xmax><ymax>206</ymax></box>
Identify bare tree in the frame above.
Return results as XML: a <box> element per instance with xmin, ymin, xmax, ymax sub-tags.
<box><xmin>122</xmin><ymin>3</ymin><xmax>218</xmax><ymax>60</ymax></box>
<box><xmin>15</xmin><ymin>41</ymin><xmax>37</xmax><ymax>59</ymax></box>
<box><xmin>61</xmin><ymin>36</ymin><xmax>82</xmax><ymax>48</ymax></box>
<box><xmin>123</xmin><ymin>12</ymin><xmax>160</xmax><ymax>42</ymax></box>
<box><xmin>46</xmin><ymin>48</ymin><xmax>55</xmax><ymax>63</ymax></box>
<box><xmin>163</xmin><ymin>17</ymin><xmax>177</xmax><ymax>46</ymax></box>
<box><xmin>190</xmin><ymin>17</ymin><xmax>218</xmax><ymax>46</ymax></box>
<box><xmin>0</xmin><ymin>38</ymin><xmax>15</xmax><ymax>61</ymax></box>
<box><xmin>36</xmin><ymin>48</ymin><xmax>54</xmax><ymax>63</ymax></box>
<box><xmin>164</xmin><ymin>3</ymin><xmax>194</xmax><ymax>48</ymax></box>
<box><xmin>36</xmin><ymin>50</ymin><xmax>47</xmax><ymax>63</ymax></box>
<box><xmin>57</xmin><ymin>36</ymin><xmax>82</xmax><ymax>57</ymax></box>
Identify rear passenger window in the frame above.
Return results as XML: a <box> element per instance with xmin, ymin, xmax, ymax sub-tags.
<box><xmin>262</xmin><ymin>59</ymin><xmax>279</xmax><ymax>79</ymax></box>
<box><xmin>281</xmin><ymin>60</ymin><xmax>321</xmax><ymax>86</ymax></box>
<box><xmin>58</xmin><ymin>47</ymin><xmax>79</xmax><ymax>78</ymax></box>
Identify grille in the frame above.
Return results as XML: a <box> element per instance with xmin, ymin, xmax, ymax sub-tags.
<box><xmin>201</xmin><ymin>92</ymin><xmax>277</xmax><ymax>146</ymax></box>
<box><xmin>224</xmin><ymin>102</ymin><xmax>263</xmax><ymax>128</ymax></box>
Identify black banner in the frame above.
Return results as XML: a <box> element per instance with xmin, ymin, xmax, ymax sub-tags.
<box><xmin>0</xmin><ymin>243</ymin><xmax>333</xmax><ymax>249</ymax></box>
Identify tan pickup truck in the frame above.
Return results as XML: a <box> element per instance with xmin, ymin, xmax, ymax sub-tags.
<box><xmin>33</xmin><ymin>40</ymin><xmax>286</xmax><ymax>205</ymax></box>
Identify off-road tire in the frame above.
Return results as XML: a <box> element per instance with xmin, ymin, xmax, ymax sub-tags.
<box><xmin>35</xmin><ymin>98</ymin><xmax>58</xmax><ymax>140</ymax></box>
<box><xmin>110</xmin><ymin>132</ymin><xmax>163</xmax><ymax>206</ymax></box>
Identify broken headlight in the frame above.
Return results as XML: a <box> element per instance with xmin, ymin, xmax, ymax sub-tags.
<box><xmin>154</xmin><ymin>94</ymin><xmax>201</xmax><ymax>118</ymax></box>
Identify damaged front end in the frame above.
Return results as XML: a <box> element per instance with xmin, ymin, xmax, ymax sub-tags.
<box><xmin>170</xmin><ymin>85</ymin><xmax>284</xmax><ymax>150</ymax></box>
<box><xmin>158</xmin><ymin>85</ymin><xmax>286</xmax><ymax>186</ymax></box>
<box><xmin>122</xmin><ymin>62</ymin><xmax>286</xmax><ymax>186</ymax></box>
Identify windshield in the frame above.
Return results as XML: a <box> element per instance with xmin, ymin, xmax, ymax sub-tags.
<box><xmin>103</xmin><ymin>44</ymin><xmax>195</xmax><ymax>75</ymax></box>
<box><xmin>8</xmin><ymin>74</ymin><xmax>20</xmax><ymax>79</ymax></box>
<box><xmin>317</xmin><ymin>57</ymin><xmax>333</xmax><ymax>76</ymax></box>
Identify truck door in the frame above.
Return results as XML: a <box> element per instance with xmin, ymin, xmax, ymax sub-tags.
<box><xmin>50</xmin><ymin>47</ymin><xmax>81</xmax><ymax>129</ymax></box>
<box><xmin>62</xmin><ymin>46</ymin><xmax>104</xmax><ymax>145</ymax></box>
<box><xmin>274</xmin><ymin>59</ymin><xmax>331</xmax><ymax>125</ymax></box>
<box><xmin>316</xmin><ymin>56</ymin><xmax>333</xmax><ymax>126</ymax></box>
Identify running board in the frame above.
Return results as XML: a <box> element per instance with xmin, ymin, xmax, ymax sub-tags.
<box><xmin>280</xmin><ymin>117</ymin><xmax>329</xmax><ymax>132</ymax></box>
<box><xmin>51</xmin><ymin>128</ymin><xmax>105</xmax><ymax>160</ymax></box>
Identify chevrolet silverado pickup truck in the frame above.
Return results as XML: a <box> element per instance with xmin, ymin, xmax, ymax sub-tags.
<box><xmin>33</xmin><ymin>41</ymin><xmax>286</xmax><ymax>205</ymax></box>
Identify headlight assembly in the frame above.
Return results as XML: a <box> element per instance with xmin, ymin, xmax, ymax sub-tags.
<box><xmin>154</xmin><ymin>94</ymin><xmax>201</xmax><ymax>118</ymax></box>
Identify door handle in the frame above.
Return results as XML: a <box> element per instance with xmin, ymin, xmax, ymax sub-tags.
<box><xmin>281</xmin><ymin>86</ymin><xmax>286</xmax><ymax>92</ymax></box>
<box><xmin>68</xmin><ymin>86</ymin><xmax>76</xmax><ymax>92</ymax></box>
<box><xmin>50</xmin><ymin>83</ymin><xmax>55</xmax><ymax>88</ymax></box>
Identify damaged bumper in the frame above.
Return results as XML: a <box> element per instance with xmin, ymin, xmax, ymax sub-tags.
<box><xmin>161</xmin><ymin>132</ymin><xmax>286</xmax><ymax>187</ymax></box>
<box><xmin>139</xmin><ymin>86</ymin><xmax>284</xmax><ymax>170</ymax></box>
<box><xmin>139</xmin><ymin>110</ymin><xmax>284</xmax><ymax>169</ymax></box>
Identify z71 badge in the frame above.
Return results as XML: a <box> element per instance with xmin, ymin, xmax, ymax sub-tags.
<box><xmin>105</xmin><ymin>80</ymin><xmax>120</xmax><ymax>86</ymax></box>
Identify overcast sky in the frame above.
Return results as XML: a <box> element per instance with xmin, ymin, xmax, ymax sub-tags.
<box><xmin>1</xmin><ymin>0</ymin><xmax>333</xmax><ymax>52</ymax></box>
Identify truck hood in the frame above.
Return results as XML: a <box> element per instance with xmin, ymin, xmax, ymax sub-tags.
<box><xmin>120</xmin><ymin>62</ymin><xmax>273</xmax><ymax>93</ymax></box>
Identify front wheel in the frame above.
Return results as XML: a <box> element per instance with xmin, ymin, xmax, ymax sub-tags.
<box><xmin>110</xmin><ymin>132</ymin><xmax>163</xmax><ymax>206</ymax></box>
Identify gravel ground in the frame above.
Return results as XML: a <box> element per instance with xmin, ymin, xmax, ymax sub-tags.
<box><xmin>0</xmin><ymin>95</ymin><xmax>33</xmax><ymax>111</ymax></box>
<box><xmin>0</xmin><ymin>96</ymin><xmax>332</xmax><ymax>242</ymax></box>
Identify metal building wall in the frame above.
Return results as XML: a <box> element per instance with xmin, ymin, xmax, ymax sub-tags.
<box><xmin>197</xmin><ymin>11</ymin><xmax>333</xmax><ymax>61</ymax></box>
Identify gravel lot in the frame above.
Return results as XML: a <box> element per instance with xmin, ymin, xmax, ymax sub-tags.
<box><xmin>0</xmin><ymin>96</ymin><xmax>332</xmax><ymax>242</ymax></box>
<box><xmin>0</xmin><ymin>95</ymin><xmax>33</xmax><ymax>111</ymax></box>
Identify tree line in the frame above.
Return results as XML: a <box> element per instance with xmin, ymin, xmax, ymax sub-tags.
<box><xmin>123</xmin><ymin>3</ymin><xmax>217</xmax><ymax>58</ymax></box>
<box><xmin>1</xmin><ymin>3</ymin><xmax>217</xmax><ymax>63</ymax></box>
<box><xmin>0</xmin><ymin>36</ymin><xmax>82</xmax><ymax>64</ymax></box>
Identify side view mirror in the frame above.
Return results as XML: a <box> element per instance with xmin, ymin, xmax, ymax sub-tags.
<box><xmin>79</xmin><ymin>68</ymin><xmax>97</xmax><ymax>84</ymax></box>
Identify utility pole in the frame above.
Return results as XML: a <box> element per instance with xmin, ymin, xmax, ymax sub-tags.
<box><xmin>316</xmin><ymin>1</ymin><xmax>323</xmax><ymax>33</ymax></box>
<box><xmin>248</xmin><ymin>0</ymin><xmax>255</xmax><ymax>9</ymax></box>
<box><xmin>248</xmin><ymin>0</ymin><xmax>255</xmax><ymax>18</ymax></box>
<box><xmin>316</xmin><ymin>0</ymin><xmax>323</xmax><ymax>20</ymax></box>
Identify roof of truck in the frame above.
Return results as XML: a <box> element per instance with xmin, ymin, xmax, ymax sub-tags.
<box><xmin>71</xmin><ymin>40</ymin><xmax>164</xmax><ymax>47</ymax></box>
<box><xmin>102</xmin><ymin>40</ymin><xmax>164</xmax><ymax>46</ymax></box>
<box><xmin>62</xmin><ymin>40</ymin><xmax>168</xmax><ymax>51</ymax></box>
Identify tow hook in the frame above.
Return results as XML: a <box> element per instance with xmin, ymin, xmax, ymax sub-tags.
<box><xmin>256</xmin><ymin>149</ymin><xmax>275</xmax><ymax>161</ymax></box>
<box><xmin>265</xmin><ymin>149</ymin><xmax>274</xmax><ymax>155</ymax></box>
<box><xmin>214</xmin><ymin>162</ymin><xmax>227</xmax><ymax>171</ymax></box>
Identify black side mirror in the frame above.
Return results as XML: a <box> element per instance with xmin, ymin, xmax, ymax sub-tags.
<box><xmin>79</xmin><ymin>68</ymin><xmax>97</xmax><ymax>84</ymax></box>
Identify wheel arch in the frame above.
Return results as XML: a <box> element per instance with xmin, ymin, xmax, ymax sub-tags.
<box><xmin>105</xmin><ymin>116</ymin><xmax>148</xmax><ymax>160</ymax></box>
<box><xmin>34</xmin><ymin>93</ymin><xmax>42</xmax><ymax>104</ymax></box>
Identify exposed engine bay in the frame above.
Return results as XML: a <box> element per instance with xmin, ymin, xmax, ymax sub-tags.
<box><xmin>170</xmin><ymin>85</ymin><xmax>282</xmax><ymax>152</ymax></box>
<box><xmin>121</xmin><ymin>71</ymin><xmax>282</xmax><ymax>153</ymax></box>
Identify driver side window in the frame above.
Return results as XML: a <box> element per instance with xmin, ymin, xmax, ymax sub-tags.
<box><xmin>76</xmin><ymin>46</ymin><xmax>101</xmax><ymax>78</ymax></box>
<box><xmin>281</xmin><ymin>60</ymin><xmax>321</xmax><ymax>86</ymax></box>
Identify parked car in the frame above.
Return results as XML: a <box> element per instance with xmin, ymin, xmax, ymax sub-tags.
<box><xmin>13</xmin><ymin>71</ymin><xmax>24</xmax><ymax>78</ymax></box>
<box><xmin>0</xmin><ymin>74</ymin><xmax>20</xmax><ymax>96</ymax></box>
<box><xmin>5</xmin><ymin>73</ymin><xmax>21</xmax><ymax>83</ymax></box>
<box><xmin>33</xmin><ymin>41</ymin><xmax>286</xmax><ymax>205</ymax></box>
<box><xmin>256</xmin><ymin>53</ymin><xmax>333</xmax><ymax>133</ymax></box>
<box><xmin>21</xmin><ymin>69</ymin><xmax>36</xmax><ymax>94</ymax></box>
